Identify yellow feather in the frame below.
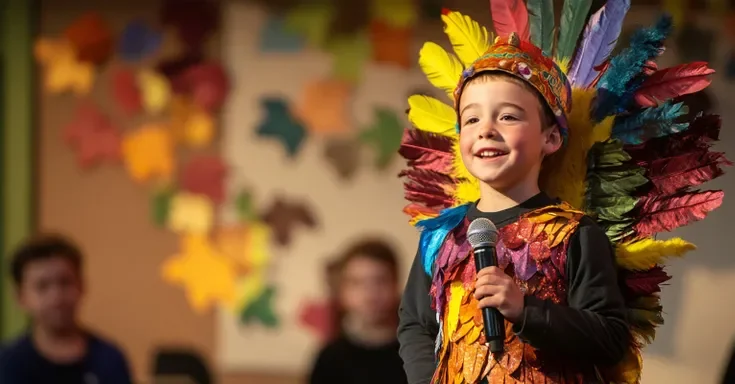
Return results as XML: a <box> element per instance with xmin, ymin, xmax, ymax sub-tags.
<box><xmin>540</xmin><ymin>88</ymin><xmax>612</xmax><ymax>207</ymax></box>
<box><xmin>441</xmin><ymin>11</ymin><xmax>491</xmax><ymax>66</ymax></box>
<box><xmin>449</xmin><ymin>140</ymin><xmax>480</xmax><ymax>205</ymax></box>
<box><xmin>408</xmin><ymin>95</ymin><xmax>457</xmax><ymax>136</ymax></box>
<box><xmin>419</xmin><ymin>42</ymin><xmax>464</xmax><ymax>101</ymax></box>
<box><xmin>616</xmin><ymin>237</ymin><xmax>696</xmax><ymax>271</ymax></box>
<box><xmin>557</xmin><ymin>57</ymin><xmax>571</xmax><ymax>74</ymax></box>
<box><xmin>446</xmin><ymin>281</ymin><xmax>465</xmax><ymax>337</ymax></box>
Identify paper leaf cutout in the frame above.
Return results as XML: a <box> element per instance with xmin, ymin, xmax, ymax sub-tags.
<box><xmin>215</xmin><ymin>225</ymin><xmax>249</xmax><ymax>269</ymax></box>
<box><xmin>235</xmin><ymin>190</ymin><xmax>256</xmax><ymax>222</ymax></box>
<box><xmin>294</xmin><ymin>79</ymin><xmax>352</xmax><ymax>135</ymax></box>
<box><xmin>180</xmin><ymin>155</ymin><xmax>228</xmax><ymax>204</ymax></box>
<box><xmin>216</xmin><ymin>221</ymin><xmax>272</xmax><ymax>271</ymax></box>
<box><xmin>260</xmin><ymin>196</ymin><xmax>317</xmax><ymax>246</ymax></box>
<box><xmin>162</xmin><ymin>234</ymin><xmax>237</xmax><ymax>313</ymax></box>
<box><xmin>169</xmin><ymin>96</ymin><xmax>216</xmax><ymax>147</ymax></box>
<box><xmin>167</xmin><ymin>192</ymin><xmax>215</xmax><ymax>234</ymax></box>
<box><xmin>62</xmin><ymin>103</ymin><xmax>122</xmax><ymax>168</ymax></box>
<box><xmin>327</xmin><ymin>32</ymin><xmax>371</xmax><ymax>83</ymax></box>
<box><xmin>137</xmin><ymin>69</ymin><xmax>171</xmax><ymax>114</ymax></box>
<box><xmin>111</xmin><ymin>68</ymin><xmax>142</xmax><ymax>116</ymax></box>
<box><xmin>157</xmin><ymin>52</ymin><xmax>204</xmax><ymax>85</ymax></box>
<box><xmin>323</xmin><ymin>138</ymin><xmax>361</xmax><ymax>180</ymax></box>
<box><xmin>240</xmin><ymin>285</ymin><xmax>279</xmax><ymax>328</ymax></box>
<box><xmin>118</xmin><ymin>19</ymin><xmax>163</xmax><ymax>62</ymax></box>
<box><xmin>260</xmin><ymin>16</ymin><xmax>305</xmax><ymax>53</ymax></box>
<box><xmin>64</xmin><ymin>12</ymin><xmax>114</xmax><ymax>65</ymax></box>
<box><xmin>370</xmin><ymin>21</ymin><xmax>413</xmax><ymax>69</ymax></box>
<box><xmin>256</xmin><ymin>98</ymin><xmax>306</xmax><ymax>158</ymax></box>
<box><xmin>122</xmin><ymin>123</ymin><xmax>175</xmax><ymax>183</ymax></box>
<box><xmin>160</xmin><ymin>0</ymin><xmax>219</xmax><ymax>50</ymax></box>
<box><xmin>360</xmin><ymin>108</ymin><xmax>404</xmax><ymax>169</ymax></box>
<box><xmin>299</xmin><ymin>298</ymin><xmax>336</xmax><ymax>342</ymax></box>
<box><xmin>151</xmin><ymin>187</ymin><xmax>174</xmax><ymax>227</ymax></box>
<box><xmin>284</xmin><ymin>4</ymin><xmax>334</xmax><ymax>48</ymax></box>
<box><xmin>34</xmin><ymin>38</ymin><xmax>95</xmax><ymax>95</ymax></box>
<box><xmin>370</xmin><ymin>0</ymin><xmax>418</xmax><ymax>28</ymax></box>
<box><xmin>171</xmin><ymin>63</ymin><xmax>230</xmax><ymax>112</ymax></box>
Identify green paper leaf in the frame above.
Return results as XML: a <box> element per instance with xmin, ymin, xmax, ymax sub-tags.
<box><xmin>327</xmin><ymin>32</ymin><xmax>371</xmax><ymax>84</ymax></box>
<box><xmin>359</xmin><ymin>107</ymin><xmax>403</xmax><ymax>169</ymax></box>
<box><xmin>256</xmin><ymin>98</ymin><xmax>306</xmax><ymax>158</ymax></box>
<box><xmin>283</xmin><ymin>3</ymin><xmax>335</xmax><ymax>48</ymax></box>
<box><xmin>151</xmin><ymin>188</ymin><xmax>174</xmax><ymax>227</ymax></box>
<box><xmin>235</xmin><ymin>190</ymin><xmax>256</xmax><ymax>222</ymax></box>
<box><xmin>240</xmin><ymin>286</ymin><xmax>279</xmax><ymax>328</ymax></box>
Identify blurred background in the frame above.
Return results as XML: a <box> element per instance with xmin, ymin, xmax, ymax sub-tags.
<box><xmin>1</xmin><ymin>0</ymin><xmax>735</xmax><ymax>383</ymax></box>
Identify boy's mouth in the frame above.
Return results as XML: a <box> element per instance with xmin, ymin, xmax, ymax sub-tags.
<box><xmin>474</xmin><ymin>148</ymin><xmax>508</xmax><ymax>159</ymax></box>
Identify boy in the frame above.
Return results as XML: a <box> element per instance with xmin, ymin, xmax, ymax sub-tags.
<box><xmin>397</xmin><ymin>3</ymin><xmax>726</xmax><ymax>383</ymax></box>
<box><xmin>0</xmin><ymin>234</ymin><xmax>132</xmax><ymax>384</ymax></box>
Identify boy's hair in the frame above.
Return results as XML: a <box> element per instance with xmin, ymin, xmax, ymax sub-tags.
<box><xmin>328</xmin><ymin>239</ymin><xmax>399</xmax><ymax>287</ymax></box>
<box><xmin>10</xmin><ymin>234</ymin><xmax>84</xmax><ymax>286</ymax></box>
<box><xmin>466</xmin><ymin>72</ymin><xmax>557</xmax><ymax>130</ymax></box>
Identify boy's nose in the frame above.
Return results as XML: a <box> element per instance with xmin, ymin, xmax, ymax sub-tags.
<box><xmin>477</xmin><ymin>123</ymin><xmax>498</xmax><ymax>139</ymax></box>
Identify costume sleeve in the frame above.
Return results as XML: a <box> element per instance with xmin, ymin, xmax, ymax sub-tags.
<box><xmin>397</xmin><ymin>251</ymin><xmax>438</xmax><ymax>384</ymax></box>
<box><xmin>511</xmin><ymin>217</ymin><xmax>630</xmax><ymax>365</ymax></box>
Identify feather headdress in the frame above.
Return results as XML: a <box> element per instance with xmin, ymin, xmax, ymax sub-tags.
<box><xmin>400</xmin><ymin>1</ymin><xmax>728</xmax><ymax>382</ymax></box>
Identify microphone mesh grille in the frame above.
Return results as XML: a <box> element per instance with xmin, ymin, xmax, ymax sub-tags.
<box><xmin>467</xmin><ymin>218</ymin><xmax>499</xmax><ymax>247</ymax></box>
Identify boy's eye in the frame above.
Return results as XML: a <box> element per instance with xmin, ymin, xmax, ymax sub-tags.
<box><xmin>464</xmin><ymin>117</ymin><xmax>479</xmax><ymax>125</ymax></box>
<box><xmin>500</xmin><ymin>115</ymin><xmax>519</xmax><ymax>121</ymax></box>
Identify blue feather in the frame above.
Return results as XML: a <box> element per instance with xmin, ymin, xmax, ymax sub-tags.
<box><xmin>612</xmin><ymin>101</ymin><xmax>689</xmax><ymax>144</ymax></box>
<box><xmin>594</xmin><ymin>14</ymin><xmax>673</xmax><ymax>121</ymax></box>
<box><xmin>416</xmin><ymin>204</ymin><xmax>469</xmax><ymax>276</ymax></box>
<box><xmin>568</xmin><ymin>0</ymin><xmax>630</xmax><ymax>88</ymax></box>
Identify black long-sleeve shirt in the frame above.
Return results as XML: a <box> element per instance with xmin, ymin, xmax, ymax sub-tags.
<box><xmin>397</xmin><ymin>193</ymin><xmax>630</xmax><ymax>384</ymax></box>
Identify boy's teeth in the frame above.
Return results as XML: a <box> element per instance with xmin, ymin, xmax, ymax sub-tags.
<box><xmin>479</xmin><ymin>150</ymin><xmax>505</xmax><ymax>158</ymax></box>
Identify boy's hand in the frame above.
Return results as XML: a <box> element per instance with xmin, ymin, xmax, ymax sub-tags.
<box><xmin>474</xmin><ymin>266</ymin><xmax>524</xmax><ymax>323</ymax></box>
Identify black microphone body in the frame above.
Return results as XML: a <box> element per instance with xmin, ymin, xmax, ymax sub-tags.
<box><xmin>473</xmin><ymin>243</ymin><xmax>506</xmax><ymax>353</ymax></box>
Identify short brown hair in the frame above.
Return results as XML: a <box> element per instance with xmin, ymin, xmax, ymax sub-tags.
<box><xmin>327</xmin><ymin>239</ymin><xmax>399</xmax><ymax>291</ymax></box>
<box><xmin>10</xmin><ymin>234</ymin><xmax>83</xmax><ymax>286</ymax></box>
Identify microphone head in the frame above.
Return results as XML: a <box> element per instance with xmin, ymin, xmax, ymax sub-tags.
<box><xmin>467</xmin><ymin>218</ymin><xmax>499</xmax><ymax>248</ymax></box>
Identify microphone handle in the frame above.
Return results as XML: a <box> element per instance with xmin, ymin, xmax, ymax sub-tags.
<box><xmin>474</xmin><ymin>246</ymin><xmax>506</xmax><ymax>353</ymax></box>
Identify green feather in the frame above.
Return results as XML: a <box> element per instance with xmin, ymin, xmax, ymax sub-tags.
<box><xmin>555</xmin><ymin>0</ymin><xmax>593</xmax><ymax>62</ymax></box>
<box><xmin>527</xmin><ymin>0</ymin><xmax>555</xmax><ymax>56</ymax></box>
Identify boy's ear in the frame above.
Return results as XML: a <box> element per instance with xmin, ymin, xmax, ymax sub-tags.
<box><xmin>542</xmin><ymin>125</ymin><xmax>563</xmax><ymax>155</ymax></box>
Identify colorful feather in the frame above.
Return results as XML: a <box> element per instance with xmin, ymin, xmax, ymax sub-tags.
<box><xmin>441</xmin><ymin>9</ymin><xmax>492</xmax><ymax>66</ymax></box>
<box><xmin>634</xmin><ymin>62</ymin><xmax>715</xmax><ymax>107</ymax></box>
<box><xmin>621</xmin><ymin>266</ymin><xmax>671</xmax><ymax>297</ymax></box>
<box><xmin>642</xmin><ymin>149</ymin><xmax>731</xmax><ymax>195</ymax></box>
<box><xmin>527</xmin><ymin>0</ymin><xmax>554</xmax><ymax>57</ymax></box>
<box><xmin>489</xmin><ymin>0</ymin><xmax>530</xmax><ymax>41</ymax></box>
<box><xmin>616</xmin><ymin>237</ymin><xmax>695</xmax><ymax>271</ymax></box>
<box><xmin>567</xmin><ymin>0</ymin><xmax>630</xmax><ymax>87</ymax></box>
<box><xmin>419</xmin><ymin>42</ymin><xmax>464</xmax><ymax>100</ymax></box>
<box><xmin>612</xmin><ymin>101</ymin><xmax>689</xmax><ymax>145</ymax></box>
<box><xmin>555</xmin><ymin>0</ymin><xmax>593</xmax><ymax>66</ymax></box>
<box><xmin>407</xmin><ymin>95</ymin><xmax>457</xmax><ymax>136</ymax></box>
<box><xmin>399</xmin><ymin>128</ymin><xmax>454</xmax><ymax>171</ymax></box>
<box><xmin>635</xmin><ymin>190</ymin><xmax>724</xmax><ymax>237</ymax></box>
<box><xmin>627</xmin><ymin>295</ymin><xmax>664</xmax><ymax>343</ymax></box>
<box><xmin>624</xmin><ymin>113</ymin><xmax>722</xmax><ymax>161</ymax></box>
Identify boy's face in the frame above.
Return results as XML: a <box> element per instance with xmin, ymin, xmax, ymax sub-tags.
<box><xmin>458</xmin><ymin>78</ymin><xmax>562</xmax><ymax>192</ymax></box>
<box><xmin>17</xmin><ymin>256</ymin><xmax>82</xmax><ymax>332</ymax></box>
<box><xmin>339</xmin><ymin>256</ymin><xmax>397</xmax><ymax>325</ymax></box>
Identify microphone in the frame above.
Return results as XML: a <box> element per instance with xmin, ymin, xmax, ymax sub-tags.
<box><xmin>467</xmin><ymin>217</ymin><xmax>505</xmax><ymax>354</ymax></box>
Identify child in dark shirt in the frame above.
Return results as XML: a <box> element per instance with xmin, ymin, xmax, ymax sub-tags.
<box><xmin>309</xmin><ymin>239</ymin><xmax>407</xmax><ymax>384</ymax></box>
<box><xmin>0</xmin><ymin>234</ymin><xmax>132</xmax><ymax>384</ymax></box>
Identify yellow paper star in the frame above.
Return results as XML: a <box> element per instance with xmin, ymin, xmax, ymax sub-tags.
<box><xmin>122</xmin><ymin>123</ymin><xmax>175</xmax><ymax>183</ymax></box>
<box><xmin>137</xmin><ymin>69</ymin><xmax>171</xmax><ymax>114</ymax></box>
<box><xmin>169</xmin><ymin>96</ymin><xmax>216</xmax><ymax>147</ymax></box>
<box><xmin>167</xmin><ymin>193</ymin><xmax>214</xmax><ymax>235</ymax></box>
<box><xmin>35</xmin><ymin>38</ymin><xmax>94</xmax><ymax>95</ymax></box>
<box><xmin>163</xmin><ymin>234</ymin><xmax>238</xmax><ymax>312</ymax></box>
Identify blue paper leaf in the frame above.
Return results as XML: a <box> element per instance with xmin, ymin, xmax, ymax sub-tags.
<box><xmin>259</xmin><ymin>16</ymin><xmax>305</xmax><ymax>53</ymax></box>
<box><xmin>256</xmin><ymin>98</ymin><xmax>306</xmax><ymax>158</ymax></box>
<box><xmin>118</xmin><ymin>20</ymin><xmax>163</xmax><ymax>62</ymax></box>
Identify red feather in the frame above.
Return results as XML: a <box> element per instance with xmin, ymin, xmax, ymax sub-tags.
<box><xmin>635</xmin><ymin>62</ymin><xmax>715</xmax><ymax>107</ymax></box>
<box><xmin>635</xmin><ymin>190</ymin><xmax>724</xmax><ymax>237</ymax></box>
<box><xmin>490</xmin><ymin>0</ymin><xmax>530</xmax><ymax>40</ymax></box>
<box><xmin>621</xmin><ymin>266</ymin><xmax>671</xmax><ymax>297</ymax></box>
<box><xmin>624</xmin><ymin>114</ymin><xmax>722</xmax><ymax>162</ymax></box>
<box><xmin>644</xmin><ymin>150</ymin><xmax>731</xmax><ymax>195</ymax></box>
<box><xmin>403</xmin><ymin>203</ymin><xmax>439</xmax><ymax>222</ymax></box>
<box><xmin>399</xmin><ymin>128</ymin><xmax>454</xmax><ymax>173</ymax></box>
<box><xmin>399</xmin><ymin>168</ymin><xmax>455</xmax><ymax>208</ymax></box>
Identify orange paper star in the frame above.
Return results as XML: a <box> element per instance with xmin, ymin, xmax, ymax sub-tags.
<box><xmin>162</xmin><ymin>234</ymin><xmax>238</xmax><ymax>312</ymax></box>
<box><xmin>122</xmin><ymin>123</ymin><xmax>175</xmax><ymax>183</ymax></box>
<box><xmin>294</xmin><ymin>78</ymin><xmax>352</xmax><ymax>135</ymax></box>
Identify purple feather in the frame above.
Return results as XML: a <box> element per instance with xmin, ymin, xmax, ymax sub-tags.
<box><xmin>567</xmin><ymin>0</ymin><xmax>630</xmax><ymax>88</ymax></box>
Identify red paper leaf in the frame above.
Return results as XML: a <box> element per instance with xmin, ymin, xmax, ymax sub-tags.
<box><xmin>635</xmin><ymin>62</ymin><xmax>715</xmax><ymax>107</ymax></box>
<box><xmin>64</xmin><ymin>12</ymin><xmax>114</xmax><ymax>65</ymax></box>
<box><xmin>110</xmin><ymin>68</ymin><xmax>142</xmax><ymax>116</ymax></box>
<box><xmin>63</xmin><ymin>103</ymin><xmax>122</xmax><ymax>168</ymax></box>
<box><xmin>172</xmin><ymin>62</ymin><xmax>230</xmax><ymax>112</ymax></box>
<box><xmin>160</xmin><ymin>0</ymin><xmax>218</xmax><ymax>50</ymax></box>
<box><xmin>298</xmin><ymin>299</ymin><xmax>337</xmax><ymax>343</ymax></box>
<box><xmin>180</xmin><ymin>155</ymin><xmax>228</xmax><ymax>203</ymax></box>
<box><xmin>635</xmin><ymin>190</ymin><xmax>724</xmax><ymax>237</ymax></box>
